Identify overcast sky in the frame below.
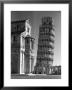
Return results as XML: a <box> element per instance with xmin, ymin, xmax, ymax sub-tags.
<box><xmin>11</xmin><ymin>11</ymin><xmax>61</xmax><ymax>66</ymax></box>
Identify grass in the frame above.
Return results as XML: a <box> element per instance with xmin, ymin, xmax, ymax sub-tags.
<box><xmin>11</xmin><ymin>74</ymin><xmax>61</xmax><ymax>79</ymax></box>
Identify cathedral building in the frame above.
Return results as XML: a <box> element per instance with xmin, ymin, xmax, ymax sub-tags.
<box><xmin>11</xmin><ymin>19</ymin><xmax>35</xmax><ymax>74</ymax></box>
<box><xmin>34</xmin><ymin>17</ymin><xmax>55</xmax><ymax>74</ymax></box>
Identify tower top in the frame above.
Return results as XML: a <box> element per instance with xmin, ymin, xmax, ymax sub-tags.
<box><xmin>42</xmin><ymin>16</ymin><xmax>53</xmax><ymax>25</ymax></box>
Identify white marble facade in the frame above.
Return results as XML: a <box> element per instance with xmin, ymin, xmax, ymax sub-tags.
<box><xmin>20</xmin><ymin>20</ymin><xmax>34</xmax><ymax>74</ymax></box>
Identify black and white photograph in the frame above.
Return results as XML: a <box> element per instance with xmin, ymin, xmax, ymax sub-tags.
<box><xmin>4</xmin><ymin>4</ymin><xmax>69</xmax><ymax>86</ymax></box>
<box><xmin>11</xmin><ymin>11</ymin><xmax>61</xmax><ymax>79</ymax></box>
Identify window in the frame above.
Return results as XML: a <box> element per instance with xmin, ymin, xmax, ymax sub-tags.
<box><xmin>26</xmin><ymin>39</ymin><xmax>29</xmax><ymax>44</ymax></box>
<box><xmin>13</xmin><ymin>35</ymin><xmax>18</xmax><ymax>42</ymax></box>
<box><xmin>27</xmin><ymin>27</ymin><xmax>29</xmax><ymax>33</ymax></box>
<box><xmin>13</xmin><ymin>35</ymin><xmax>16</xmax><ymax>41</ymax></box>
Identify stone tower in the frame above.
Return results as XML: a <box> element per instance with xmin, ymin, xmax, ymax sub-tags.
<box><xmin>35</xmin><ymin>17</ymin><xmax>55</xmax><ymax>74</ymax></box>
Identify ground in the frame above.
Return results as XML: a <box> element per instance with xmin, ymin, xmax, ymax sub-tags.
<box><xmin>11</xmin><ymin>74</ymin><xmax>61</xmax><ymax>79</ymax></box>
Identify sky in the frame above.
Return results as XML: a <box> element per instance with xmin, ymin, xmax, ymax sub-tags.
<box><xmin>11</xmin><ymin>11</ymin><xmax>61</xmax><ymax>66</ymax></box>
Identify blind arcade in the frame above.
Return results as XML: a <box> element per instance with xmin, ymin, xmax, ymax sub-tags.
<box><xmin>11</xmin><ymin>19</ymin><xmax>35</xmax><ymax>74</ymax></box>
<box><xmin>20</xmin><ymin>20</ymin><xmax>35</xmax><ymax>74</ymax></box>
